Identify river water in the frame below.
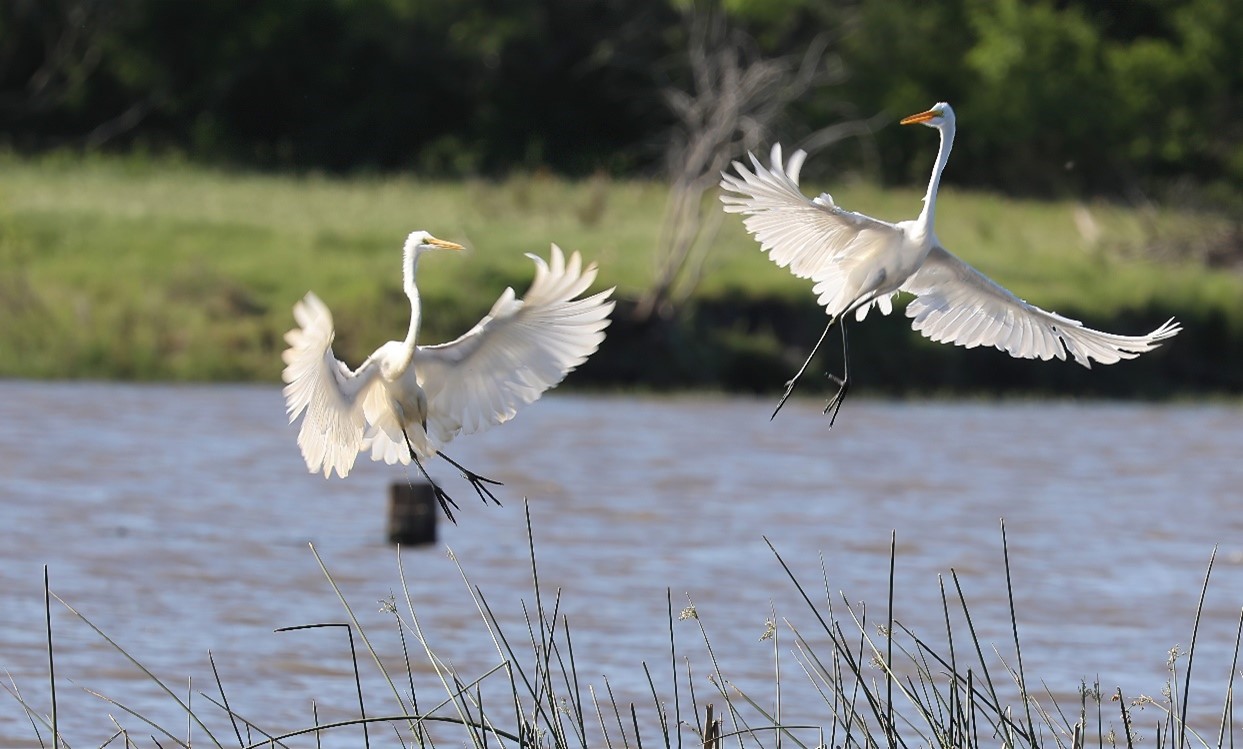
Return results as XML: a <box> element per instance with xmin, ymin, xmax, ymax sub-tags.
<box><xmin>0</xmin><ymin>381</ymin><xmax>1240</xmax><ymax>747</ymax></box>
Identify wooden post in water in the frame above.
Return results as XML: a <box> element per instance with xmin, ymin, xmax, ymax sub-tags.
<box><xmin>387</xmin><ymin>482</ymin><xmax>436</xmax><ymax>545</ymax></box>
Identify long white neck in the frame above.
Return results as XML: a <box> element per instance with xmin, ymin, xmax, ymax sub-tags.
<box><xmin>399</xmin><ymin>248</ymin><xmax>422</xmax><ymax>366</ymax></box>
<box><xmin>915</xmin><ymin>121</ymin><xmax>955</xmax><ymax>240</ymax></box>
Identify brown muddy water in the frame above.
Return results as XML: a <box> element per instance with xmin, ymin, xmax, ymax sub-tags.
<box><xmin>1</xmin><ymin>381</ymin><xmax>1241</xmax><ymax>747</ymax></box>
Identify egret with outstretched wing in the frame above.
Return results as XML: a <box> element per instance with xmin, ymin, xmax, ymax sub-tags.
<box><xmin>282</xmin><ymin>231</ymin><xmax>615</xmax><ymax>520</ymax></box>
<box><xmin>720</xmin><ymin>102</ymin><xmax>1179</xmax><ymax>423</ymax></box>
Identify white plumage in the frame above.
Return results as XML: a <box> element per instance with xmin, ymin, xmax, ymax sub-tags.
<box><xmin>720</xmin><ymin>102</ymin><xmax>1180</xmax><ymax>419</ymax></box>
<box><xmin>281</xmin><ymin>231</ymin><xmax>614</xmax><ymax>514</ymax></box>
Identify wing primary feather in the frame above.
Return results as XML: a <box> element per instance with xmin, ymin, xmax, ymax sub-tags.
<box><xmin>901</xmin><ymin>246</ymin><xmax>1180</xmax><ymax>367</ymax></box>
<box><xmin>281</xmin><ymin>291</ymin><xmax>382</xmax><ymax>478</ymax></box>
<box><xmin>414</xmin><ymin>246</ymin><xmax>615</xmax><ymax>446</ymax></box>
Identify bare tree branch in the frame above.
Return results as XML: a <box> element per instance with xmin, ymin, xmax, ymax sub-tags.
<box><xmin>637</xmin><ymin>1</ymin><xmax>867</xmax><ymax>321</ymax></box>
<box><xmin>0</xmin><ymin>0</ymin><xmax>119</xmax><ymax>116</ymax></box>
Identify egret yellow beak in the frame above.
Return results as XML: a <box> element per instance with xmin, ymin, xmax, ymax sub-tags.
<box><xmin>900</xmin><ymin>108</ymin><xmax>938</xmax><ymax>126</ymax></box>
<box><xmin>425</xmin><ymin>237</ymin><xmax>465</xmax><ymax>251</ymax></box>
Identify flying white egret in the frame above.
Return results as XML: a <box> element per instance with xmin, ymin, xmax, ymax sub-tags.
<box><xmin>282</xmin><ymin>231</ymin><xmax>615</xmax><ymax>520</ymax></box>
<box><xmin>720</xmin><ymin>101</ymin><xmax>1180</xmax><ymax>423</ymax></box>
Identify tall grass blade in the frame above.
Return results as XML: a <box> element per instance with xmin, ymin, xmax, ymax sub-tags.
<box><xmin>1000</xmin><ymin>520</ymin><xmax>1037</xmax><ymax>747</ymax></box>
<box><xmin>185</xmin><ymin>677</ymin><xmax>192</xmax><ymax>748</ymax></box>
<box><xmin>682</xmin><ymin>597</ymin><xmax>749</xmax><ymax>749</ymax></box>
<box><xmin>1218</xmin><ymin>607</ymin><xmax>1243</xmax><ymax>749</ymax></box>
<box><xmin>719</xmin><ymin>678</ymin><xmax>814</xmax><ymax>749</ymax></box>
<box><xmin>45</xmin><ymin>567</ymin><xmax>58</xmax><ymax>749</ymax></box>
<box><xmin>50</xmin><ymin>592</ymin><xmax>224</xmax><ymax>748</ymax></box>
<box><xmin>949</xmin><ymin>571</ymin><xmax>1006</xmax><ymax>738</ymax></box>
<box><xmin>309</xmin><ymin>543</ymin><xmax>412</xmax><ymax>721</ymax></box>
<box><xmin>273</xmin><ymin>623</ymin><xmax>369</xmax><ymax>749</ymax></box>
<box><xmin>1181</xmin><ymin>546</ymin><xmax>1217</xmax><ymax>749</ymax></box>
<box><xmin>886</xmin><ymin>532</ymin><xmax>896</xmax><ymax>749</ymax></box>
<box><xmin>386</xmin><ymin>592</ymin><xmax>425</xmax><ymax>749</ymax></box>
<box><xmin>2</xmin><ymin>673</ymin><xmax>51</xmax><ymax>748</ymax></box>
<box><xmin>207</xmin><ymin>651</ymin><xmax>245</xmax><ymax>749</ymax></box>
<box><xmin>669</xmin><ymin>589</ymin><xmax>681</xmax><ymax>749</ymax></box>
<box><xmin>79</xmin><ymin>687</ymin><xmax>189</xmax><ymax>748</ymax></box>
<box><xmin>685</xmin><ymin>655</ymin><xmax>704</xmax><ymax>742</ymax></box>
<box><xmin>604</xmin><ymin>677</ymin><xmax>630</xmax><ymax>748</ymax></box>
<box><xmin>937</xmin><ymin>574</ymin><xmax>960</xmax><ymax>748</ymax></box>
<box><xmin>397</xmin><ymin>549</ymin><xmax>486</xmax><ymax>748</ymax></box>
<box><xmin>769</xmin><ymin>603</ymin><xmax>782</xmax><ymax>749</ymax></box>
<box><xmin>193</xmin><ymin>692</ymin><xmax>286</xmax><ymax>747</ymax></box>
<box><xmin>590</xmin><ymin>685</ymin><xmax>614</xmax><ymax>749</ymax></box>
<box><xmin>1117</xmin><ymin>688</ymin><xmax>1134</xmax><ymax>749</ymax></box>
<box><xmin>240</xmin><ymin>713</ymin><xmax>522</xmax><ymax>748</ymax></box>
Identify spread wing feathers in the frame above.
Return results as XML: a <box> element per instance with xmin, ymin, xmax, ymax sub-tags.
<box><xmin>281</xmin><ymin>292</ymin><xmax>383</xmax><ymax>477</ymax></box>
<box><xmin>720</xmin><ymin>143</ymin><xmax>903</xmax><ymax>317</ymax></box>
<box><xmin>901</xmin><ymin>246</ymin><xmax>1181</xmax><ymax>367</ymax></box>
<box><xmin>415</xmin><ymin>244</ymin><xmax>615</xmax><ymax>445</ymax></box>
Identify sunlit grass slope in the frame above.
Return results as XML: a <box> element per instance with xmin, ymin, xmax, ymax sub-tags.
<box><xmin>0</xmin><ymin>154</ymin><xmax>1237</xmax><ymax>389</ymax></box>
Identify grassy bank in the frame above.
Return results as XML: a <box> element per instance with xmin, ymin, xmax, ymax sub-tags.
<box><xmin>1</xmin><ymin>154</ymin><xmax>1239</xmax><ymax>393</ymax></box>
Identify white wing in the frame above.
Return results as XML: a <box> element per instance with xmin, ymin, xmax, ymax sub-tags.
<box><xmin>901</xmin><ymin>246</ymin><xmax>1181</xmax><ymax>367</ymax></box>
<box><xmin>281</xmin><ymin>292</ymin><xmax>383</xmax><ymax>477</ymax></box>
<box><xmin>413</xmin><ymin>244</ymin><xmax>614</xmax><ymax>445</ymax></box>
<box><xmin>720</xmin><ymin>144</ymin><xmax>903</xmax><ymax>317</ymax></box>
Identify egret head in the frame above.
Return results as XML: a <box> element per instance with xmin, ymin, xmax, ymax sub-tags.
<box><xmin>403</xmin><ymin>230</ymin><xmax>465</xmax><ymax>256</ymax></box>
<box><xmin>900</xmin><ymin>102</ymin><xmax>955</xmax><ymax>129</ymax></box>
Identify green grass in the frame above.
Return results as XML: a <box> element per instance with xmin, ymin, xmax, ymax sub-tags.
<box><xmin>1</xmin><ymin>153</ymin><xmax>1238</xmax><ymax>384</ymax></box>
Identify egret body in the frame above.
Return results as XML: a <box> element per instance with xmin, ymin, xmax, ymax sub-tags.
<box><xmin>720</xmin><ymin>102</ymin><xmax>1179</xmax><ymax>422</ymax></box>
<box><xmin>282</xmin><ymin>231</ymin><xmax>614</xmax><ymax>518</ymax></box>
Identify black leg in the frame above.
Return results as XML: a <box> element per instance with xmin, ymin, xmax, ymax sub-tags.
<box><xmin>771</xmin><ymin>314</ymin><xmax>840</xmax><ymax>420</ymax></box>
<box><xmin>436</xmin><ymin>451</ymin><xmax>504</xmax><ymax>507</ymax></box>
<box><xmin>821</xmin><ymin>320</ymin><xmax>850</xmax><ymax>428</ymax></box>
<box><xmin>773</xmin><ymin>294</ymin><xmax>874</xmax><ymax>423</ymax></box>
<box><xmin>401</xmin><ymin>427</ymin><xmax>460</xmax><ymax>523</ymax></box>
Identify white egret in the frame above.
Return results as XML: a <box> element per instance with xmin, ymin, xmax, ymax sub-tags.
<box><xmin>720</xmin><ymin>102</ymin><xmax>1180</xmax><ymax>422</ymax></box>
<box><xmin>282</xmin><ymin>231</ymin><xmax>615</xmax><ymax>520</ymax></box>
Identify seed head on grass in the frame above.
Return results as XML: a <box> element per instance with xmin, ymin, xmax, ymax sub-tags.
<box><xmin>759</xmin><ymin>618</ymin><xmax>776</xmax><ymax>641</ymax></box>
<box><xmin>1082</xmin><ymin>681</ymin><xmax>1102</xmax><ymax>702</ymax></box>
<box><xmin>679</xmin><ymin>604</ymin><xmax>698</xmax><ymax>621</ymax></box>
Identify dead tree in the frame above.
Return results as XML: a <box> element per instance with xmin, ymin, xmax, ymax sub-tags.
<box><xmin>0</xmin><ymin>0</ymin><xmax>158</xmax><ymax>147</ymax></box>
<box><xmin>636</xmin><ymin>3</ymin><xmax>872</xmax><ymax>321</ymax></box>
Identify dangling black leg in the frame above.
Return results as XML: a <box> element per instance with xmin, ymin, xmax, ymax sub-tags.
<box><xmin>821</xmin><ymin>320</ymin><xmax>850</xmax><ymax>428</ymax></box>
<box><xmin>773</xmin><ymin>294</ymin><xmax>874</xmax><ymax>422</ymax></box>
<box><xmin>437</xmin><ymin>451</ymin><xmax>504</xmax><ymax>507</ymax></box>
<box><xmin>772</xmin><ymin>314</ymin><xmax>839</xmax><ymax>420</ymax></box>
<box><xmin>401</xmin><ymin>427</ymin><xmax>460</xmax><ymax>523</ymax></box>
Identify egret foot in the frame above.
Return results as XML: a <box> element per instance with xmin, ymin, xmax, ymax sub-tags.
<box><xmin>770</xmin><ymin>375</ymin><xmax>801</xmax><ymax>421</ymax></box>
<box><xmin>822</xmin><ymin>372</ymin><xmax>850</xmax><ymax>429</ymax></box>
<box><xmin>437</xmin><ymin>451</ymin><xmax>504</xmax><ymax>508</ymax></box>
<box><xmin>821</xmin><ymin>318</ymin><xmax>851</xmax><ymax>428</ymax></box>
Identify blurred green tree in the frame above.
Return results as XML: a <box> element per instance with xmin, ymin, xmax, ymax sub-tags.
<box><xmin>1</xmin><ymin>0</ymin><xmax>1240</xmax><ymax>197</ymax></box>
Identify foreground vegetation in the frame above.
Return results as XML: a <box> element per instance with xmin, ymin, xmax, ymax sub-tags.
<box><xmin>8</xmin><ymin>512</ymin><xmax>1240</xmax><ymax>748</ymax></box>
<box><xmin>1</xmin><ymin>155</ymin><xmax>1240</xmax><ymax>394</ymax></box>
